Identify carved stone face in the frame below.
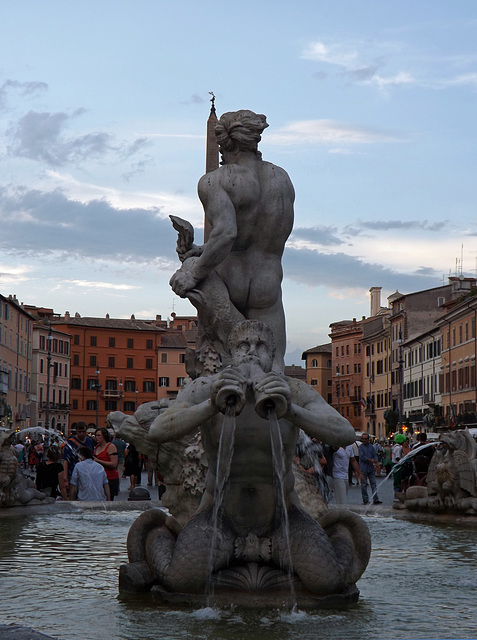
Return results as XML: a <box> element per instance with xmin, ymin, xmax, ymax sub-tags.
<box><xmin>231</xmin><ymin>334</ymin><xmax>273</xmax><ymax>372</ymax></box>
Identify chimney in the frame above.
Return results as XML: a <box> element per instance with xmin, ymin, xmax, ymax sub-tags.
<box><xmin>64</xmin><ymin>311</ymin><xmax>70</xmax><ymax>320</ymax></box>
<box><xmin>369</xmin><ymin>286</ymin><xmax>382</xmax><ymax>317</ymax></box>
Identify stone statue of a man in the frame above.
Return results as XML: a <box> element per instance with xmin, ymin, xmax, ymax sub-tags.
<box><xmin>169</xmin><ymin>110</ymin><xmax>294</xmax><ymax>372</ymax></box>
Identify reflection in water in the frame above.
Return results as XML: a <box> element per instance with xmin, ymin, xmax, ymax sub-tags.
<box><xmin>0</xmin><ymin>512</ymin><xmax>476</xmax><ymax>640</ymax></box>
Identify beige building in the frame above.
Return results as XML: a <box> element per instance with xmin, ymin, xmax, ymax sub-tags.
<box><xmin>301</xmin><ymin>344</ymin><xmax>332</xmax><ymax>404</ymax></box>
<box><xmin>0</xmin><ymin>294</ymin><xmax>34</xmax><ymax>431</ymax></box>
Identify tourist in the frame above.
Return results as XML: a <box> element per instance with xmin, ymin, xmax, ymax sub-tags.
<box><xmin>124</xmin><ymin>442</ymin><xmax>141</xmax><ymax>490</ymax></box>
<box><xmin>382</xmin><ymin>442</ymin><xmax>393</xmax><ymax>476</ymax></box>
<box><xmin>169</xmin><ymin>110</ymin><xmax>294</xmax><ymax>372</ymax></box>
<box><xmin>392</xmin><ymin>433</ymin><xmax>406</xmax><ymax>498</ymax></box>
<box><xmin>111</xmin><ymin>433</ymin><xmax>127</xmax><ymax>477</ymax></box>
<box><xmin>332</xmin><ymin>445</ymin><xmax>363</xmax><ymax>504</ymax></box>
<box><xmin>13</xmin><ymin>441</ymin><xmax>25</xmax><ymax>467</ymax></box>
<box><xmin>28</xmin><ymin>440</ymin><xmax>40</xmax><ymax>471</ymax></box>
<box><xmin>358</xmin><ymin>433</ymin><xmax>382</xmax><ymax>504</ymax></box>
<box><xmin>35</xmin><ymin>447</ymin><xmax>67</xmax><ymax>499</ymax></box>
<box><xmin>69</xmin><ymin>446</ymin><xmax>110</xmax><ymax>501</ymax></box>
<box><xmin>94</xmin><ymin>427</ymin><xmax>120</xmax><ymax>500</ymax></box>
<box><xmin>61</xmin><ymin>422</ymin><xmax>95</xmax><ymax>494</ymax></box>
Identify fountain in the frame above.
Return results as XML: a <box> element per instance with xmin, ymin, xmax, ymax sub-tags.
<box><xmin>108</xmin><ymin>109</ymin><xmax>372</xmax><ymax>608</ymax></box>
<box><xmin>394</xmin><ymin>429</ymin><xmax>477</xmax><ymax>517</ymax></box>
<box><xmin>0</xmin><ymin>428</ymin><xmax>53</xmax><ymax>507</ymax></box>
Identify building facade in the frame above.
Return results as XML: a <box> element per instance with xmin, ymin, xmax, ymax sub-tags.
<box><xmin>329</xmin><ymin>319</ymin><xmax>365</xmax><ymax>431</ymax></box>
<box><xmin>31</xmin><ymin>323</ymin><xmax>71</xmax><ymax>434</ymax></box>
<box><xmin>301</xmin><ymin>344</ymin><xmax>333</xmax><ymax>404</ymax></box>
<box><xmin>0</xmin><ymin>294</ymin><xmax>34</xmax><ymax>431</ymax></box>
<box><xmin>51</xmin><ymin>313</ymin><xmax>193</xmax><ymax>431</ymax></box>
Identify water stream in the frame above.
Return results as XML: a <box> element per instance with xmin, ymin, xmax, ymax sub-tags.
<box><xmin>206</xmin><ymin>403</ymin><xmax>236</xmax><ymax>604</ymax></box>
<box><xmin>268</xmin><ymin>407</ymin><xmax>297</xmax><ymax>611</ymax></box>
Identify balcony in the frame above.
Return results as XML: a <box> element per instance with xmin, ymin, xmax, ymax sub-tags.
<box><xmin>39</xmin><ymin>402</ymin><xmax>71</xmax><ymax>411</ymax></box>
<box><xmin>102</xmin><ymin>389</ymin><xmax>121</xmax><ymax>399</ymax></box>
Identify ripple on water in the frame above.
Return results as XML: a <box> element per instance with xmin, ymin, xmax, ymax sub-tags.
<box><xmin>0</xmin><ymin>512</ymin><xmax>477</xmax><ymax>640</ymax></box>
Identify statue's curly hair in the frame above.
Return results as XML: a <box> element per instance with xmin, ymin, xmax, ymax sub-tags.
<box><xmin>215</xmin><ymin>110</ymin><xmax>268</xmax><ymax>155</ymax></box>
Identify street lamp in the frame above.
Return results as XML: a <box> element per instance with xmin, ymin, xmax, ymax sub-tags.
<box><xmin>336</xmin><ymin>367</ymin><xmax>341</xmax><ymax>413</ymax></box>
<box><xmin>92</xmin><ymin>366</ymin><xmax>101</xmax><ymax>427</ymax></box>
<box><xmin>45</xmin><ymin>324</ymin><xmax>53</xmax><ymax>430</ymax></box>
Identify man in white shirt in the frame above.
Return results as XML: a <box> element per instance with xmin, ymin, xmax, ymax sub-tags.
<box><xmin>332</xmin><ymin>445</ymin><xmax>363</xmax><ymax>504</ymax></box>
<box><xmin>69</xmin><ymin>447</ymin><xmax>110</xmax><ymax>501</ymax></box>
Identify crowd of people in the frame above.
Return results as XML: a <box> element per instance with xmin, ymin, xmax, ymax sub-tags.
<box><xmin>12</xmin><ymin>422</ymin><xmax>435</xmax><ymax>507</ymax></box>
<box><xmin>10</xmin><ymin>422</ymin><xmax>155</xmax><ymax>502</ymax></box>
<box><xmin>294</xmin><ymin>431</ymin><xmax>436</xmax><ymax>506</ymax></box>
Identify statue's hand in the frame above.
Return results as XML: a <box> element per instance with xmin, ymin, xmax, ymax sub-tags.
<box><xmin>212</xmin><ymin>367</ymin><xmax>248</xmax><ymax>415</ymax></box>
<box><xmin>169</xmin><ymin>269</ymin><xmax>198</xmax><ymax>298</ymax></box>
<box><xmin>254</xmin><ymin>372</ymin><xmax>291</xmax><ymax>419</ymax></box>
<box><xmin>255</xmin><ymin>372</ymin><xmax>291</xmax><ymax>404</ymax></box>
<box><xmin>180</xmin><ymin>244</ymin><xmax>203</xmax><ymax>261</ymax></box>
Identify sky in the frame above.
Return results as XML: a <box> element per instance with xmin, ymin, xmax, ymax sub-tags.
<box><xmin>1</xmin><ymin>1</ymin><xmax>477</xmax><ymax>365</ymax></box>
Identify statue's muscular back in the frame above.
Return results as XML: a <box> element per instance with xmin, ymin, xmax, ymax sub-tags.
<box><xmin>198</xmin><ymin>158</ymin><xmax>294</xmax><ymax>313</ymax></box>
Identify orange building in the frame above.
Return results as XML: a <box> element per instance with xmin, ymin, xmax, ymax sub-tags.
<box><xmin>329</xmin><ymin>318</ymin><xmax>365</xmax><ymax>431</ymax></box>
<box><xmin>51</xmin><ymin>312</ymin><xmax>195</xmax><ymax>431</ymax></box>
<box><xmin>301</xmin><ymin>344</ymin><xmax>333</xmax><ymax>404</ymax></box>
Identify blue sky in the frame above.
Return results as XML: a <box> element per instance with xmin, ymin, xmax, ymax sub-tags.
<box><xmin>1</xmin><ymin>1</ymin><xmax>477</xmax><ymax>364</ymax></box>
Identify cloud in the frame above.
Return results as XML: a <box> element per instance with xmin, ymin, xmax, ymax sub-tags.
<box><xmin>291</xmin><ymin>226</ymin><xmax>344</xmax><ymax>246</ymax></box>
<box><xmin>6</xmin><ymin>109</ymin><xmax>149</xmax><ymax>167</ymax></box>
<box><xmin>0</xmin><ymin>80</ymin><xmax>48</xmax><ymax>110</ymax></box>
<box><xmin>62</xmin><ymin>279</ymin><xmax>139</xmax><ymax>291</ymax></box>
<box><xmin>283</xmin><ymin>246</ymin><xmax>439</xmax><ymax>292</ymax></box>
<box><xmin>302</xmin><ymin>42</ymin><xmax>358</xmax><ymax>67</ymax></box>
<box><xmin>266</xmin><ymin>119</ymin><xmax>401</xmax><ymax>146</ymax></box>
<box><xmin>359</xmin><ymin>219</ymin><xmax>447</xmax><ymax>232</ymax></box>
<box><xmin>0</xmin><ymin>186</ymin><xmax>179</xmax><ymax>263</ymax></box>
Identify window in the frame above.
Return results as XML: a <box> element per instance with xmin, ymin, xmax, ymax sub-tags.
<box><xmin>108</xmin><ymin>357</ymin><xmax>115</xmax><ymax>368</ymax></box>
<box><xmin>124</xmin><ymin>401</ymin><xmax>135</xmax><ymax>412</ymax></box>
<box><xmin>124</xmin><ymin>380</ymin><xmax>136</xmax><ymax>392</ymax></box>
<box><xmin>40</xmin><ymin>335</ymin><xmax>46</xmax><ymax>350</ymax></box>
<box><xmin>72</xmin><ymin>399</ymin><xmax>78</xmax><ymax>410</ymax></box>
<box><xmin>146</xmin><ymin>339</ymin><xmax>153</xmax><ymax>350</ymax></box>
<box><xmin>143</xmin><ymin>380</ymin><xmax>156</xmax><ymax>393</ymax></box>
<box><xmin>177</xmin><ymin>377</ymin><xmax>186</xmax><ymax>387</ymax></box>
<box><xmin>40</xmin><ymin>359</ymin><xmax>44</xmax><ymax>373</ymax></box>
<box><xmin>90</xmin><ymin>336</ymin><xmax>97</xmax><ymax>347</ymax></box>
<box><xmin>310</xmin><ymin>379</ymin><xmax>318</xmax><ymax>386</ymax></box>
<box><xmin>161</xmin><ymin>353</ymin><xmax>168</xmax><ymax>363</ymax></box>
<box><xmin>74</xmin><ymin>335</ymin><xmax>80</xmax><ymax>345</ymax></box>
<box><xmin>127</xmin><ymin>338</ymin><xmax>134</xmax><ymax>349</ymax></box>
<box><xmin>127</xmin><ymin>358</ymin><xmax>133</xmax><ymax>369</ymax></box>
<box><xmin>87</xmin><ymin>379</ymin><xmax>98</xmax><ymax>390</ymax></box>
<box><xmin>71</xmin><ymin>378</ymin><xmax>81</xmax><ymax>390</ymax></box>
<box><xmin>145</xmin><ymin>358</ymin><xmax>153</xmax><ymax>369</ymax></box>
<box><xmin>105</xmin><ymin>380</ymin><xmax>117</xmax><ymax>391</ymax></box>
<box><xmin>311</xmin><ymin>359</ymin><xmax>318</xmax><ymax>367</ymax></box>
<box><xmin>179</xmin><ymin>353</ymin><xmax>186</xmax><ymax>364</ymax></box>
<box><xmin>105</xmin><ymin>400</ymin><xmax>117</xmax><ymax>411</ymax></box>
<box><xmin>109</xmin><ymin>337</ymin><xmax>115</xmax><ymax>348</ymax></box>
<box><xmin>73</xmin><ymin>354</ymin><xmax>79</xmax><ymax>366</ymax></box>
<box><xmin>89</xmin><ymin>355</ymin><xmax>97</xmax><ymax>367</ymax></box>
<box><xmin>159</xmin><ymin>377</ymin><xmax>169</xmax><ymax>387</ymax></box>
<box><xmin>86</xmin><ymin>400</ymin><xmax>97</xmax><ymax>411</ymax></box>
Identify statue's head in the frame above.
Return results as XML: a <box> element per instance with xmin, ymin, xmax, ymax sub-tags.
<box><xmin>228</xmin><ymin>320</ymin><xmax>276</xmax><ymax>371</ymax></box>
<box><xmin>216</xmin><ymin>110</ymin><xmax>268</xmax><ymax>158</ymax></box>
